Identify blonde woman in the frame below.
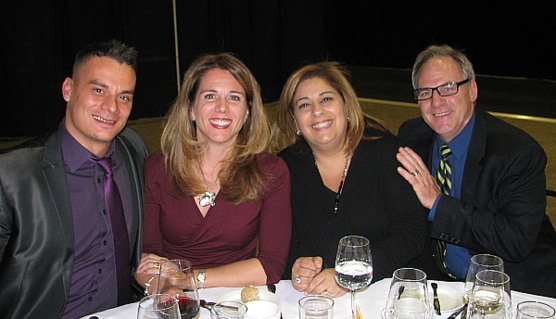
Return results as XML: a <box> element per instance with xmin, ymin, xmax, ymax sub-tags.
<box><xmin>273</xmin><ymin>62</ymin><xmax>427</xmax><ymax>297</ymax></box>
<box><xmin>136</xmin><ymin>53</ymin><xmax>291</xmax><ymax>290</ymax></box>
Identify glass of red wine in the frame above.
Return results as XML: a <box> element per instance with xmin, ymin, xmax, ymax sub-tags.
<box><xmin>158</xmin><ymin>259</ymin><xmax>200</xmax><ymax>319</ymax></box>
<box><xmin>137</xmin><ymin>293</ymin><xmax>180</xmax><ymax>319</ymax></box>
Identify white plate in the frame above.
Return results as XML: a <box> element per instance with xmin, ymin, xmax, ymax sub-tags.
<box><xmin>436</xmin><ymin>285</ymin><xmax>464</xmax><ymax>312</ymax></box>
<box><xmin>216</xmin><ymin>288</ymin><xmax>281</xmax><ymax>306</ymax></box>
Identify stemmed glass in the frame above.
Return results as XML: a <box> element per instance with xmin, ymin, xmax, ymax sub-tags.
<box><xmin>468</xmin><ymin>270</ymin><xmax>511</xmax><ymax>319</ymax></box>
<box><xmin>335</xmin><ymin>235</ymin><xmax>373</xmax><ymax>319</ymax></box>
<box><xmin>158</xmin><ymin>259</ymin><xmax>200</xmax><ymax>319</ymax></box>
<box><xmin>138</xmin><ymin>293</ymin><xmax>180</xmax><ymax>319</ymax></box>
<box><xmin>464</xmin><ymin>254</ymin><xmax>504</xmax><ymax>302</ymax></box>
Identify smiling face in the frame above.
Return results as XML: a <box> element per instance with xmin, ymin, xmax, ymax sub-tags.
<box><xmin>292</xmin><ymin>77</ymin><xmax>348</xmax><ymax>153</ymax></box>
<box><xmin>417</xmin><ymin>56</ymin><xmax>478</xmax><ymax>143</ymax></box>
<box><xmin>189</xmin><ymin>68</ymin><xmax>249</xmax><ymax>151</ymax></box>
<box><xmin>62</xmin><ymin>56</ymin><xmax>136</xmax><ymax>156</ymax></box>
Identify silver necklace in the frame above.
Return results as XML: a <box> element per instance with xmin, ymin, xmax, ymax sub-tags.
<box><xmin>197</xmin><ymin>162</ymin><xmax>218</xmax><ymax>207</ymax></box>
<box><xmin>313</xmin><ymin>153</ymin><xmax>350</xmax><ymax>215</ymax></box>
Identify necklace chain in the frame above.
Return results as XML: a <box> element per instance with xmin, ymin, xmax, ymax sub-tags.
<box><xmin>313</xmin><ymin>153</ymin><xmax>350</xmax><ymax>215</ymax></box>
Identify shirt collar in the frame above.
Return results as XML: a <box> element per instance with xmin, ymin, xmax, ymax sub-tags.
<box><xmin>434</xmin><ymin>111</ymin><xmax>476</xmax><ymax>160</ymax></box>
<box><xmin>59</xmin><ymin>119</ymin><xmax>117</xmax><ymax>173</ymax></box>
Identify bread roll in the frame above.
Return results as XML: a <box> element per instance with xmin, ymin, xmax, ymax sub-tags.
<box><xmin>241</xmin><ymin>285</ymin><xmax>260</xmax><ymax>302</ymax></box>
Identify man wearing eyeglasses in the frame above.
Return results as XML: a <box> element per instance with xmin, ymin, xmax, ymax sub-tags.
<box><xmin>396</xmin><ymin>44</ymin><xmax>556</xmax><ymax>297</ymax></box>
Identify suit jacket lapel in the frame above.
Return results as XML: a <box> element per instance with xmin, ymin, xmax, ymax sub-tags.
<box><xmin>42</xmin><ymin>131</ymin><xmax>74</xmax><ymax>295</ymax></box>
<box><xmin>461</xmin><ymin>110</ymin><xmax>487</xmax><ymax>204</ymax></box>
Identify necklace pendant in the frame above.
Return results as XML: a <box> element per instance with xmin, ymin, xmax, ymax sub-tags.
<box><xmin>199</xmin><ymin>191</ymin><xmax>216</xmax><ymax>207</ymax></box>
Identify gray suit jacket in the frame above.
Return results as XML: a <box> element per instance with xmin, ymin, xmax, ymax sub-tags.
<box><xmin>0</xmin><ymin>127</ymin><xmax>148</xmax><ymax>318</ymax></box>
<box><xmin>399</xmin><ymin>109</ymin><xmax>556</xmax><ymax>298</ymax></box>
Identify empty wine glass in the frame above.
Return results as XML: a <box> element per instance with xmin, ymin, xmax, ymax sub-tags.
<box><xmin>383</xmin><ymin>268</ymin><xmax>432</xmax><ymax>319</ymax></box>
<box><xmin>464</xmin><ymin>254</ymin><xmax>504</xmax><ymax>302</ymax></box>
<box><xmin>335</xmin><ymin>235</ymin><xmax>373</xmax><ymax>319</ymax></box>
<box><xmin>516</xmin><ymin>301</ymin><xmax>556</xmax><ymax>319</ymax></box>
<box><xmin>468</xmin><ymin>270</ymin><xmax>511</xmax><ymax>319</ymax></box>
<box><xmin>158</xmin><ymin>259</ymin><xmax>200</xmax><ymax>319</ymax></box>
<box><xmin>138</xmin><ymin>293</ymin><xmax>180</xmax><ymax>319</ymax></box>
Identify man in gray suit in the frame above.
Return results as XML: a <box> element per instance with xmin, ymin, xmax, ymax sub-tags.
<box><xmin>0</xmin><ymin>40</ymin><xmax>149</xmax><ymax>318</ymax></box>
<box><xmin>397</xmin><ymin>44</ymin><xmax>556</xmax><ymax>297</ymax></box>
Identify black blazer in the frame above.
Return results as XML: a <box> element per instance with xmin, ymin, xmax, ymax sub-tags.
<box><xmin>399</xmin><ymin>109</ymin><xmax>556</xmax><ymax>297</ymax></box>
<box><xmin>0</xmin><ymin>127</ymin><xmax>148</xmax><ymax>318</ymax></box>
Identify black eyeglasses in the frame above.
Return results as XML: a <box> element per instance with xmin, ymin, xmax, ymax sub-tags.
<box><xmin>413</xmin><ymin>79</ymin><xmax>470</xmax><ymax>101</ymax></box>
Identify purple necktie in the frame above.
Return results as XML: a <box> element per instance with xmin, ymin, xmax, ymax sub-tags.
<box><xmin>91</xmin><ymin>156</ymin><xmax>132</xmax><ymax>305</ymax></box>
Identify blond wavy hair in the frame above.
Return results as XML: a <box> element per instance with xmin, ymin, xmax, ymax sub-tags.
<box><xmin>161</xmin><ymin>53</ymin><xmax>270</xmax><ymax>203</ymax></box>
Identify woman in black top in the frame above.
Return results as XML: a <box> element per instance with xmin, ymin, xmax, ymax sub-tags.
<box><xmin>272</xmin><ymin>62</ymin><xmax>428</xmax><ymax>297</ymax></box>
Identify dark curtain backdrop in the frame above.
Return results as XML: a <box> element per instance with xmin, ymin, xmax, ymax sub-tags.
<box><xmin>1</xmin><ymin>0</ymin><xmax>554</xmax><ymax>137</ymax></box>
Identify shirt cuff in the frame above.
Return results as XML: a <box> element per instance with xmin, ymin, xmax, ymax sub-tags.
<box><xmin>428</xmin><ymin>193</ymin><xmax>444</xmax><ymax>222</ymax></box>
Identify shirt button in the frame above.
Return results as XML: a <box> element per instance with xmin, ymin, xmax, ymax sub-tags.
<box><xmin>103</xmin><ymin>209</ymin><xmax>107</xmax><ymax>215</ymax></box>
<box><xmin>97</xmin><ymin>178</ymin><xmax>101</xmax><ymax>183</ymax></box>
<box><xmin>98</xmin><ymin>269</ymin><xmax>103</xmax><ymax>274</ymax></box>
<box><xmin>88</xmin><ymin>297</ymin><xmax>93</xmax><ymax>302</ymax></box>
<box><xmin>103</xmin><ymin>240</ymin><xmax>108</xmax><ymax>245</ymax></box>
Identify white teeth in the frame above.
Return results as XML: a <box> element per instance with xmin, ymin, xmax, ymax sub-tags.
<box><xmin>93</xmin><ymin>115</ymin><xmax>116</xmax><ymax>124</ymax></box>
<box><xmin>312</xmin><ymin>120</ymin><xmax>332</xmax><ymax>129</ymax></box>
<box><xmin>434</xmin><ymin>111</ymin><xmax>451</xmax><ymax>117</ymax></box>
<box><xmin>210</xmin><ymin>119</ymin><xmax>232</xmax><ymax>126</ymax></box>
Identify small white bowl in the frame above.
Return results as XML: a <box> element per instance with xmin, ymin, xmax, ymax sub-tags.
<box><xmin>245</xmin><ymin>300</ymin><xmax>281</xmax><ymax>319</ymax></box>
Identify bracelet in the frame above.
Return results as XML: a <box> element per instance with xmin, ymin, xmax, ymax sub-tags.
<box><xmin>144</xmin><ymin>274</ymin><xmax>159</xmax><ymax>295</ymax></box>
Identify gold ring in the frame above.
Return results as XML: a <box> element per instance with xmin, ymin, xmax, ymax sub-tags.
<box><xmin>323</xmin><ymin>290</ymin><xmax>331</xmax><ymax>296</ymax></box>
<box><xmin>295</xmin><ymin>276</ymin><xmax>302</xmax><ymax>284</ymax></box>
<box><xmin>411</xmin><ymin>169</ymin><xmax>420</xmax><ymax>176</ymax></box>
<box><xmin>153</xmin><ymin>261</ymin><xmax>161</xmax><ymax>269</ymax></box>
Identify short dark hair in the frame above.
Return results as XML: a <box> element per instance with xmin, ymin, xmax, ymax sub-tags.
<box><xmin>72</xmin><ymin>39</ymin><xmax>138</xmax><ymax>76</ymax></box>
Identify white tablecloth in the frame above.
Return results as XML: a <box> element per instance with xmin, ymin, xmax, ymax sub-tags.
<box><xmin>81</xmin><ymin>279</ymin><xmax>556</xmax><ymax>319</ymax></box>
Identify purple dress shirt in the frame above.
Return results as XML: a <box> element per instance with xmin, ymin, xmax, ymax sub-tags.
<box><xmin>59</xmin><ymin>123</ymin><xmax>133</xmax><ymax>318</ymax></box>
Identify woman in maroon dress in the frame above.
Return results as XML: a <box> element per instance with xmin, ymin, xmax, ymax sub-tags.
<box><xmin>135</xmin><ymin>53</ymin><xmax>291</xmax><ymax>290</ymax></box>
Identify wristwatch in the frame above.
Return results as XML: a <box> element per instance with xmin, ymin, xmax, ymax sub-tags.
<box><xmin>196</xmin><ymin>269</ymin><xmax>206</xmax><ymax>289</ymax></box>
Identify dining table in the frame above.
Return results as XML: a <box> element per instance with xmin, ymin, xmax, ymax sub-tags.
<box><xmin>81</xmin><ymin>279</ymin><xmax>556</xmax><ymax>319</ymax></box>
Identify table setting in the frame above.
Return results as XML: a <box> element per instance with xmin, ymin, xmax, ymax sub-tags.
<box><xmin>81</xmin><ymin>236</ymin><xmax>556</xmax><ymax>319</ymax></box>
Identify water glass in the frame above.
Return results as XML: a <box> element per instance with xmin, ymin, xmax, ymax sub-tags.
<box><xmin>299</xmin><ymin>295</ymin><xmax>334</xmax><ymax>319</ymax></box>
<box><xmin>467</xmin><ymin>270</ymin><xmax>511</xmax><ymax>319</ymax></box>
<box><xmin>210</xmin><ymin>301</ymin><xmax>248</xmax><ymax>319</ymax></box>
<box><xmin>137</xmin><ymin>294</ymin><xmax>180</xmax><ymax>319</ymax></box>
<box><xmin>464</xmin><ymin>254</ymin><xmax>504</xmax><ymax>301</ymax></box>
<box><xmin>383</xmin><ymin>268</ymin><xmax>432</xmax><ymax>319</ymax></box>
<box><xmin>516</xmin><ymin>301</ymin><xmax>555</xmax><ymax>319</ymax></box>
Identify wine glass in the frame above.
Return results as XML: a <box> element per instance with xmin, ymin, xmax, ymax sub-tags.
<box><xmin>138</xmin><ymin>293</ymin><xmax>180</xmax><ymax>319</ymax></box>
<box><xmin>158</xmin><ymin>259</ymin><xmax>200</xmax><ymax>319</ymax></box>
<box><xmin>335</xmin><ymin>235</ymin><xmax>373</xmax><ymax>319</ymax></box>
<box><xmin>516</xmin><ymin>301</ymin><xmax>556</xmax><ymax>319</ymax></box>
<box><xmin>383</xmin><ymin>268</ymin><xmax>432</xmax><ymax>319</ymax></box>
<box><xmin>468</xmin><ymin>270</ymin><xmax>511</xmax><ymax>319</ymax></box>
<box><xmin>464</xmin><ymin>254</ymin><xmax>504</xmax><ymax>302</ymax></box>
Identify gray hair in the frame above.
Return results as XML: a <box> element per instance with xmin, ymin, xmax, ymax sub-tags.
<box><xmin>411</xmin><ymin>44</ymin><xmax>475</xmax><ymax>89</ymax></box>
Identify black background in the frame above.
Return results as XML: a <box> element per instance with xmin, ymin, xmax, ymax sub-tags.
<box><xmin>1</xmin><ymin>1</ymin><xmax>554</xmax><ymax>137</ymax></box>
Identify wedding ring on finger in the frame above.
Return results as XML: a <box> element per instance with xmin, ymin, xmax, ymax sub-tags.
<box><xmin>153</xmin><ymin>261</ymin><xmax>161</xmax><ymax>269</ymax></box>
<box><xmin>411</xmin><ymin>169</ymin><xmax>420</xmax><ymax>176</ymax></box>
<box><xmin>323</xmin><ymin>290</ymin><xmax>331</xmax><ymax>296</ymax></box>
<box><xmin>295</xmin><ymin>276</ymin><xmax>302</xmax><ymax>284</ymax></box>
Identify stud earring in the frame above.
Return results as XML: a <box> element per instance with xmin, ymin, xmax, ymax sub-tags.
<box><xmin>296</xmin><ymin>130</ymin><xmax>302</xmax><ymax>136</ymax></box>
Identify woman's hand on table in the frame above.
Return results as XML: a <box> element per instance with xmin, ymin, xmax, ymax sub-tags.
<box><xmin>303</xmin><ymin>268</ymin><xmax>348</xmax><ymax>298</ymax></box>
<box><xmin>292</xmin><ymin>257</ymin><xmax>348</xmax><ymax>298</ymax></box>
<box><xmin>292</xmin><ymin>256</ymin><xmax>323</xmax><ymax>291</ymax></box>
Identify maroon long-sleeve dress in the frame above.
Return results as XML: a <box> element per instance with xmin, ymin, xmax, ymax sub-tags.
<box><xmin>143</xmin><ymin>150</ymin><xmax>292</xmax><ymax>284</ymax></box>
